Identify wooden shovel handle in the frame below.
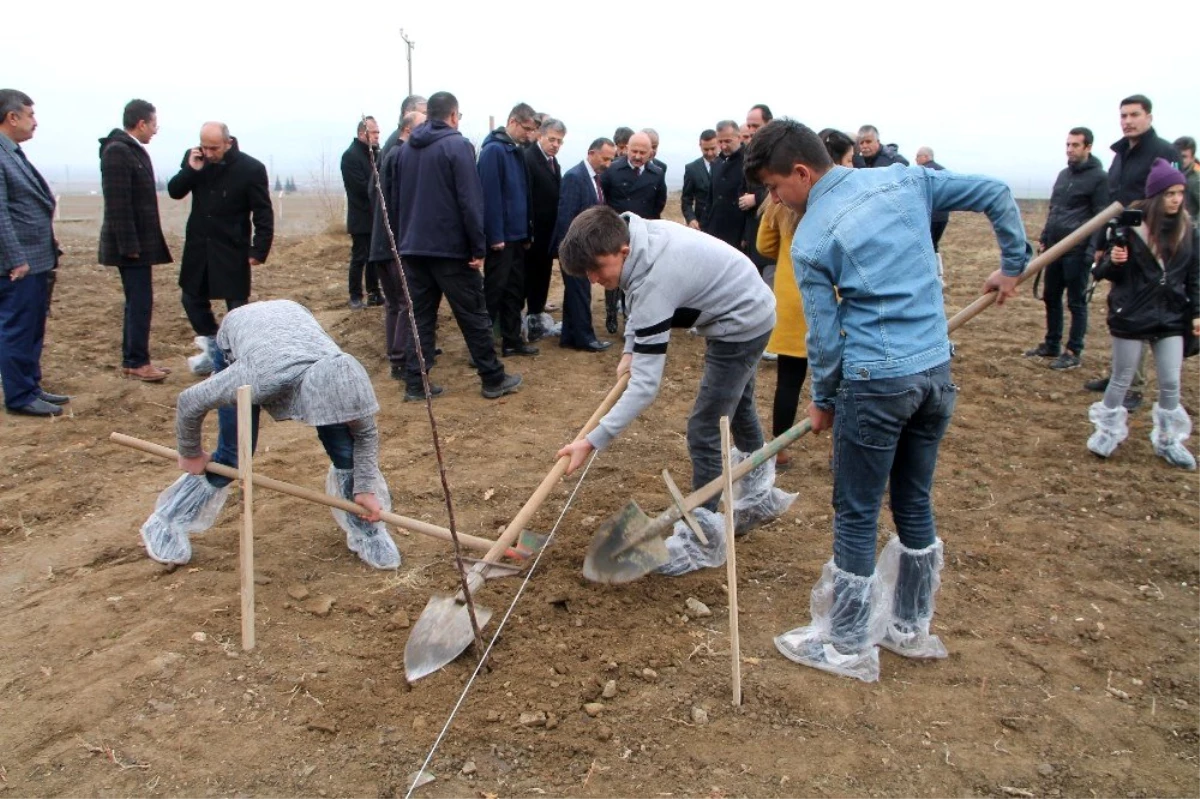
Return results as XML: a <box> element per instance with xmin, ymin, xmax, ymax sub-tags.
<box><xmin>473</xmin><ymin>372</ymin><xmax>631</xmax><ymax>572</ymax></box>
<box><xmin>110</xmin><ymin>432</ymin><xmax>496</xmax><ymax>553</ymax></box>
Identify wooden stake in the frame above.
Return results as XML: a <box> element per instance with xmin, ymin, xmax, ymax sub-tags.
<box><xmin>720</xmin><ymin>416</ymin><xmax>741</xmax><ymax>706</ymax></box>
<box><xmin>237</xmin><ymin>385</ymin><xmax>256</xmax><ymax>651</ymax></box>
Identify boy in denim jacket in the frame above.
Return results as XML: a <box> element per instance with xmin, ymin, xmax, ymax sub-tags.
<box><xmin>744</xmin><ymin>119</ymin><xmax>1029</xmax><ymax>682</ymax></box>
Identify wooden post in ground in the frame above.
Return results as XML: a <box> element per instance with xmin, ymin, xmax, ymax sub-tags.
<box><xmin>720</xmin><ymin>416</ymin><xmax>741</xmax><ymax>706</ymax></box>
<box><xmin>237</xmin><ymin>385</ymin><xmax>256</xmax><ymax>651</ymax></box>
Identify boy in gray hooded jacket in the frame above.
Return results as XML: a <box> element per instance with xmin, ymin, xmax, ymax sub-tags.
<box><xmin>556</xmin><ymin>207</ymin><xmax>776</xmax><ymax>508</ymax></box>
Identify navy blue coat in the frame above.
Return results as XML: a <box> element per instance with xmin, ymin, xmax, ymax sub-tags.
<box><xmin>552</xmin><ymin>161</ymin><xmax>604</xmax><ymax>254</ymax></box>
<box><xmin>387</xmin><ymin>120</ymin><xmax>486</xmax><ymax>261</ymax></box>
<box><xmin>477</xmin><ymin>128</ymin><xmax>531</xmax><ymax>245</ymax></box>
<box><xmin>600</xmin><ymin>157</ymin><xmax>666</xmax><ymax>220</ymax></box>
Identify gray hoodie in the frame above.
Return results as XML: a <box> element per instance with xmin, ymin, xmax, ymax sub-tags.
<box><xmin>587</xmin><ymin>213</ymin><xmax>776</xmax><ymax>450</ymax></box>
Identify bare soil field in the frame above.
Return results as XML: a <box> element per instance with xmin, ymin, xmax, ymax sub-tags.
<box><xmin>1</xmin><ymin>194</ymin><xmax>1197</xmax><ymax>798</ymax></box>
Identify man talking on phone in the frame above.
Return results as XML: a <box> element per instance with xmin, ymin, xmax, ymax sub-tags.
<box><xmin>167</xmin><ymin>121</ymin><xmax>273</xmax><ymax>348</ymax></box>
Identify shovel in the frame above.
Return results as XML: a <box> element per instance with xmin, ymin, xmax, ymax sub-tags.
<box><xmin>110</xmin><ymin>432</ymin><xmax>505</xmax><ymax>555</ymax></box>
<box><xmin>583</xmin><ymin>201</ymin><xmax>1123</xmax><ymax>583</ymax></box>
<box><xmin>404</xmin><ymin>373</ymin><xmax>630</xmax><ymax>682</ymax></box>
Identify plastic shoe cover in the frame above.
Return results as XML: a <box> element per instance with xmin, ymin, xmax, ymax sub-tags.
<box><xmin>187</xmin><ymin>336</ymin><xmax>214</xmax><ymax>376</ymax></box>
<box><xmin>1151</xmin><ymin>403</ymin><xmax>1197</xmax><ymax>470</ymax></box>
<box><xmin>875</xmin><ymin>537</ymin><xmax>948</xmax><ymax>659</ymax></box>
<box><xmin>1087</xmin><ymin>402</ymin><xmax>1128</xmax><ymax>458</ymax></box>
<box><xmin>729</xmin><ymin>448</ymin><xmax>798</xmax><ymax>535</ymax></box>
<box><xmin>657</xmin><ymin>507</ymin><xmax>727</xmax><ymax>577</ymax></box>
<box><xmin>139</xmin><ymin>474</ymin><xmax>231</xmax><ymax>565</ymax></box>
<box><xmin>326</xmin><ymin>466</ymin><xmax>400</xmax><ymax>569</ymax></box>
<box><xmin>774</xmin><ymin>561</ymin><xmax>889</xmax><ymax>683</ymax></box>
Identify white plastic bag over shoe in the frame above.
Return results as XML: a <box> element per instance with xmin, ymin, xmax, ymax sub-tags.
<box><xmin>875</xmin><ymin>537</ymin><xmax>948</xmax><ymax>659</ymax></box>
<box><xmin>729</xmin><ymin>448</ymin><xmax>798</xmax><ymax>535</ymax></box>
<box><xmin>326</xmin><ymin>466</ymin><xmax>400</xmax><ymax>570</ymax></box>
<box><xmin>657</xmin><ymin>507</ymin><xmax>727</xmax><ymax>577</ymax></box>
<box><xmin>140</xmin><ymin>474</ymin><xmax>231</xmax><ymax>565</ymax></box>
<box><xmin>775</xmin><ymin>560</ymin><xmax>891</xmax><ymax>682</ymax></box>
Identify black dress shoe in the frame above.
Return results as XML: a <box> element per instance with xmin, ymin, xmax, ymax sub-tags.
<box><xmin>580</xmin><ymin>339</ymin><xmax>612</xmax><ymax>352</ymax></box>
<box><xmin>502</xmin><ymin>344</ymin><xmax>539</xmax><ymax>357</ymax></box>
<box><xmin>38</xmin><ymin>390</ymin><xmax>71</xmax><ymax>405</ymax></box>
<box><xmin>8</xmin><ymin>398</ymin><xmax>63</xmax><ymax>417</ymax></box>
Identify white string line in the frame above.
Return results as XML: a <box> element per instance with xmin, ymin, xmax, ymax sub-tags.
<box><xmin>405</xmin><ymin>449</ymin><xmax>599</xmax><ymax>799</ymax></box>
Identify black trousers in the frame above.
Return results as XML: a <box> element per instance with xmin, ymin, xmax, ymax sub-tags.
<box><xmin>483</xmin><ymin>244</ymin><xmax>525</xmax><ymax>348</ymax></box>
<box><xmin>182</xmin><ymin>292</ymin><xmax>248</xmax><ymax>338</ymax></box>
<box><xmin>375</xmin><ymin>259</ymin><xmax>412</xmax><ymax>369</ymax></box>
<box><xmin>118</xmin><ymin>264</ymin><xmax>154</xmax><ymax>368</ymax></box>
<box><xmin>1042</xmin><ymin>249</ymin><xmax>1090</xmax><ymax>355</ymax></box>
<box><xmin>558</xmin><ymin>266</ymin><xmax>597</xmax><ymax>347</ymax></box>
<box><xmin>403</xmin><ymin>256</ymin><xmax>505</xmax><ymax>391</ymax></box>
<box><xmin>930</xmin><ymin>220</ymin><xmax>948</xmax><ymax>252</ymax></box>
<box><xmin>524</xmin><ymin>242</ymin><xmax>553</xmax><ymax>316</ymax></box>
<box><xmin>348</xmin><ymin>233</ymin><xmax>379</xmax><ymax>299</ymax></box>
<box><xmin>772</xmin><ymin>354</ymin><xmax>809</xmax><ymax>437</ymax></box>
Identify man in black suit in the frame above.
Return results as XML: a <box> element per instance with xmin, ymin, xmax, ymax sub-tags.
<box><xmin>340</xmin><ymin>116</ymin><xmax>381</xmax><ymax>309</ymax></box>
<box><xmin>98</xmin><ymin>98</ymin><xmax>173</xmax><ymax>383</ymax></box>
<box><xmin>552</xmin><ymin>137</ymin><xmax>616</xmax><ymax>352</ymax></box>
<box><xmin>523</xmin><ymin>117</ymin><xmax>564</xmax><ymax>341</ymax></box>
<box><xmin>681</xmin><ymin>129</ymin><xmax>718</xmax><ymax>231</ymax></box>
<box><xmin>707</xmin><ymin>120</ymin><xmax>749</xmax><ymax>252</ymax></box>
<box><xmin>600</xmin><ymin>131</ymin><xmax>666</xmax><ymax>333</ymax></box>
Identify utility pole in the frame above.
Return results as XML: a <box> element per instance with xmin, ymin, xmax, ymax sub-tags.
<box><xmin>399</xmin><ymin>28</ymin><xmax>415</xmax><ymax>97</ymax></box>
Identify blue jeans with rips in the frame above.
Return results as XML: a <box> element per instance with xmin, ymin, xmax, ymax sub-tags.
<box><xmin>831</xmin><ymin>361</ymin><xmax>957</xmax><ymax>577</ymax></box>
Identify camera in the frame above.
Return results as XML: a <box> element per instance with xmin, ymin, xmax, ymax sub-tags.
<box><xmin>1105</xmin><ymin>209</ymin><xmax>1144</xmax><ymax>250</ymax></box>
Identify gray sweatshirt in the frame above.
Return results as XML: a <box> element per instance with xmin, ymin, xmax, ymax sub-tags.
<box><xmin>176</xmin><ymin>300</ymin><xmax>382</xmax><ymax>495</ymax></box>
<box><xmin>587</xmin><ymin>213</ymin><xmax>776</xmax><ymax>451</ymax></box>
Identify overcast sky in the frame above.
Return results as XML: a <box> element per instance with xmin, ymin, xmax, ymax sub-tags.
<box><xmin>10</xmin><ymin>1</ymin><xmax>1197</xmax><ymax>198</ymax></box>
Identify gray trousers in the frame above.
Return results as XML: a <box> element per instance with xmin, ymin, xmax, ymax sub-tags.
<box><xmin>1104</xmin><ymin>336</ymin><xmax>1183</xmax><ymax>411</ymax></box>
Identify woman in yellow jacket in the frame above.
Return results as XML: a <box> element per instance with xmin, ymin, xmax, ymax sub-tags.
<box><xmin>757</xmin><ymin>196</ymin><xmax>807</xmax><ymax>468</ymax></box>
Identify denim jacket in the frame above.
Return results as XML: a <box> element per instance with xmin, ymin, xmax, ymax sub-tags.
<box><xmin>791</xmin><ymin>164</ymin><xmax>1029</xmax><ymax>408</ymax></box>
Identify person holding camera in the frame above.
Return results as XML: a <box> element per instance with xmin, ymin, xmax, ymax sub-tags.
<box><xmin>1087</xmin><ymin>159</ymin><xmax>1198</xmax><ymax>470</ymax></box>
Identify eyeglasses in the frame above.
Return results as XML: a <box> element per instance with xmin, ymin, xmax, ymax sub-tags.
<box><xmin>521</xmin><ymin>122</ymin><xmax>539</xmax><ymax>133</ymax></box>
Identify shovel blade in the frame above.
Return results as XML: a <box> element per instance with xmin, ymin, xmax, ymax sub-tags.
<box><xmin>404</xmin><ymin>594</ymin><xmax>494</xmax><ymax>682</ymax></box>
<box><xmin>582</xmin><ymin>500</ymin><xmax>670</xmax><ymax>584</ymax></box>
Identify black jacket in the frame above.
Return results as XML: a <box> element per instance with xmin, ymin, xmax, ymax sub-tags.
<box><xmin>681</xmin><ymin>156</ymin><xmax>713</xmax><ymax>228</ymax></box>
<box><xmin>1108</xmin><ymin>128</ymin><xmax>1181</xmax><ymax>205</ymax></box>
<box><xmin>707</xmin><ymin>148</ymin><xmax>749</xmax><ymax>249</ymax></box>
<box><xmin>921</xmin><ymin>160</ymin><xmax>951</xmax><ymax>224</ymax></box>
<box><xmin>524</xmin><ymin>142</ymin><xmax>561</xmax><ymax>253</ymax></box>
<box><xmin>385</xmin><ymin>120</ymin><xmax>486</xmax><ymax>260</ymax></box>
<box><xmin>340</xmin><ymin>137</ymin><xmax>377</xmax><ymax>235</ymax></box>
<box><xmin>854</xmin><ymin>149</ymin><xmax>903</xmax><ymax>169</ymax></box>
<box><xmin>1041</xmin><ymin>154</ymin><xmax>1109</xmax><ymax>258</ymax></box>
<box><xmin>167</xmin><ymin>138</ymin><xmax>273</xmax><ymax>300</ymax></box>
<box><xmin>1093</xmin><ymin>222</ymin><xmax>1199</xmax><ymax>340</ymax></box>
<box><xmin>98</xmin><ymin>129</ymin><xmax>172</xmax><ymax>266</ymax></box>
<box><xmin>600</xmin><ymin>157</ymin><xmax>666</xmax><ymax>220</ymax></box>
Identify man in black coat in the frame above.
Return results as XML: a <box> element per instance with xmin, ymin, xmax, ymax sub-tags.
<box><xmin>1025</xmin><ymin>127</ymin><xmax>1109</xmax><ymax>370</ymax></box>
<box><xmin>855</xmin><ymin>125</ymin><xmax>904</xmax><ymax>168</ymax></box>
<box><xmin>523</xmin><ymin>117</ymin><xmax>564</xmax><ymax>341</ymax></box>
<box><xmin>1106</xmin><ymin>94</ymin><xmax>1181</xmax><ymax>205</ymax></box>
<box><xmin>167</xmin><ymin>122</ymin><xmax>274</xmax><ymax>340</ymax></box>
<box><xmin>915</xmin><ymin>146</ymin><xmax>951</xmax><ymax>252</ymax></box>
<box><xmin>99</xmin><ymin>99</ymin><xmax>173</xmax><ymax>382</ymax></box>
<box><xmin>341</xmin><ymin>116</ymin><xmax>381</xmax><ymax>309</ymax></box>
<box><xmin>681</xmin><ymin>129</ymin><xmax>717</xmax><ymax>231</ymax></box>
<box><xmin>707</xmin><ymin>120</ymin><xmax>750</xmax><ymax>251</ymax></box>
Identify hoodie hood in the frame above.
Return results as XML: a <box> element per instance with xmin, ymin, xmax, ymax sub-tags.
<box><xmin>408</xmin><ymin>119</ymin><xmax>461</xmax><ymax>149</ymax></box>
<box><xmin>482</xmin><ymin>128</ymin><xmax>518</xmax><ymax>152</ymax></box>
<box><xmin>620</xmin><ymin>212</ymin><xmax>647</xmax><ymax>291</ymax></box>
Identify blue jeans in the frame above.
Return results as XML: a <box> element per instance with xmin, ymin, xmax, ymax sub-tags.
<box><xmin>688</xmin><ymin>331</ymin><xmax>771</xmax><ymax>511</ymax></box>
<box><xmin>831</xmin><ymin>361</ymin><xmax>957</xmax><ymax>577</ymax></box>
<box><xmin>205</xmin><ymin>344</ymin><xmax>355</xmax><ymax>487</ymax></box>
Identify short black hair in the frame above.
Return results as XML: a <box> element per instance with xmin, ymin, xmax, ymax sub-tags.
<box><xmin>559</xmin><ymin>206</ymin><xmax>630</xmax><ymax>277</ymax></box>
<box><xmin>700</xmin><ymin>129</ymin><xmax>717</xmax><ymax>141</ymax></box>
<box><xmin>750</xmin><ymin>104</ymin><xmax>773</xmax><ymax>122</ymax></box>
<box><xmin>588</xmin><ymin>136</ymin><xmax>615</xmax><ymax>152</ymax></box>
<box><xmin>613</xmin><ymin>126</ymin><xmax>634</xmax><ymax>146</ymax></box>
<box><xmin>509</xmin><ymin>102</ymin><xmax>536</xmax><ymax>124</ymax></box>
<box><xmin>1120</xmin><ymin>94</ymin><xmax>1152</xmax><ymax>113</ymax></box>
<box><xmin>426</xmin><ymin>91</ymin><xmax>458</xmax><ymax>122</ymax></box>
<box><xmin>1068</xmin><ymin>126</ymin><xmax>1094</xmax><ymax>147</ymax></box>
<box><xmin>1174</xmin><ymin>135</ymin><xmax>1196</xmax><ymax>155</ymax></box>
<box><xmin>817</xmin><ymin>128</ymin><xmax>855</xmax><ymax>165</ymax></box>
<box><xmin>123</xmin><ymin>99</ymin><xmax>156</xmax><ymax>131</ymax></box>
<box><xmin>743</xmin><ymin>119</ymin><xmax>833</xmax><ymax>181</ymax></box>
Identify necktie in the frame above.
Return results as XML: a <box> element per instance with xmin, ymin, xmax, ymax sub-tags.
<box><xmin>633</xmin><ymin>166</ymin><xmax>641</xmax><ymax>179</ymax></box>
<box><xmin>15</xmin><ymin>145</ymin><xmax>51</xmax><ymax>198</ymax></box>
<box><xmin>594</xmin><ymin>174</ymin><xmax>604</xmax><ymax>203</ymax></box>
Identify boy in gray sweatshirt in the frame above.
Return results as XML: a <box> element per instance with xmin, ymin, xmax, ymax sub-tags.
<box><xmin>556</xmin><ymin>207</ymin><xmax>776</xmax><ymax>508</ymax></box>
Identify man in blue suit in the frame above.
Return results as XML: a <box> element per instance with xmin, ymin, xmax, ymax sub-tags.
<box><xmin>0</xmin><ymin>89</ymin><xmax>68</xmax><ymax>417</ymax></box>
<box><xmin>552</xmin><ymin>137</ymin><xmax>616</xmax><ymax>352</ymax></box>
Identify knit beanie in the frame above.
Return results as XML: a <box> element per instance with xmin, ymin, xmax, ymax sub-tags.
<box><xmin>1144</xmin><ymin>157</ymin><xmax>1186</xmax><ymax>199</ymax></box>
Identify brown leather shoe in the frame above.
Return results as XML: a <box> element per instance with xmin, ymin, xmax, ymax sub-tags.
<box><xmin>123</xmin><ymin>364</ymin><xmax>169</xmax><ymax>382</ymax></box>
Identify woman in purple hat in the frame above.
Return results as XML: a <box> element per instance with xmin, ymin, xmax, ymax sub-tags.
<box><xmin>1087</xmin><ymin>158</ymin><xmax>1199</xmax><ymax>469</ymax></box>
